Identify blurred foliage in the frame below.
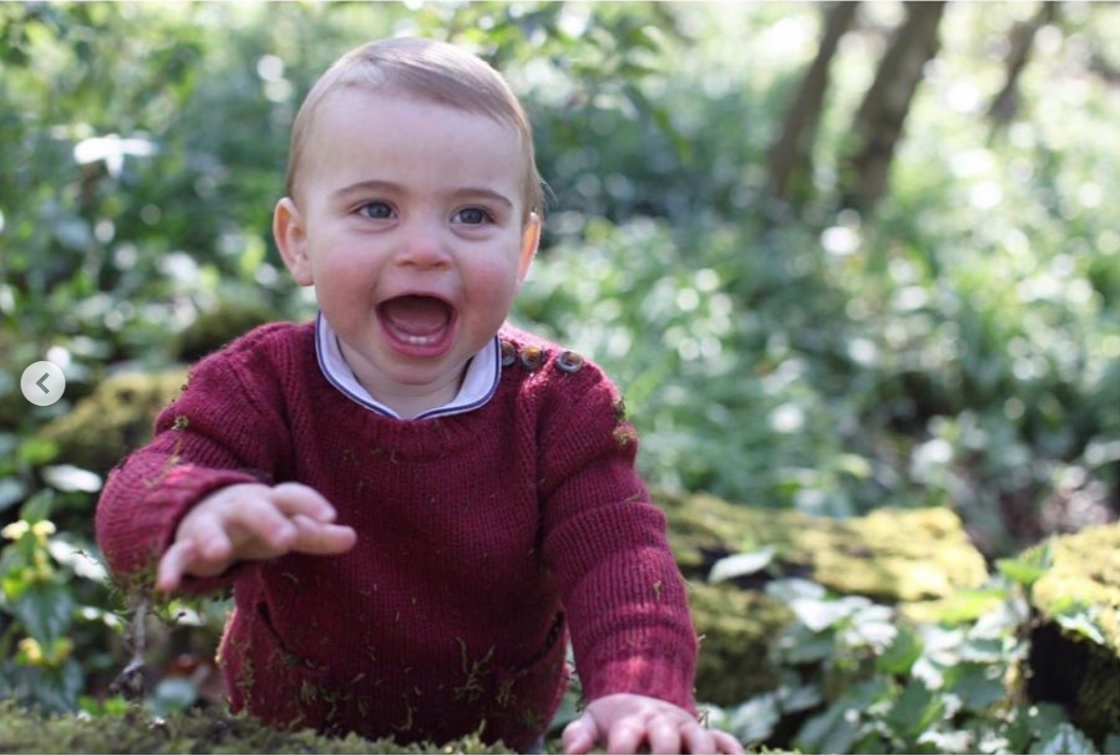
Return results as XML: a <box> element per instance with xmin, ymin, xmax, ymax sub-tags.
<box><xmin>2</xmin><ymin>1</ymin><xmax>1119</xmax><ymax>751</ymax></box>
<box><xmin>708</xmin><ymin>572</ymin><xmax>1112</xmax><ymax>755</ymax></box>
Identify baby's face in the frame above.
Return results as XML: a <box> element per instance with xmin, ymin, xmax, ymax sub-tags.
<box><xmin>276</xmin><ymin>88</ymin><xmax>539</xmax><ymax>416</ymax></box>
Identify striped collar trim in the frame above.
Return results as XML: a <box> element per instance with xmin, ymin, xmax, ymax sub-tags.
<box><xmin>314</xmin><ymin>313</ymin><xmax>500</xmax><ymax>420</ymax></box>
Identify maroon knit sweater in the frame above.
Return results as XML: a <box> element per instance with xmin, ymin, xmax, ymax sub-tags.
<box><xmin>95</xmin><ymin>321</ymin><xmax>697</xmax><ymax>750</ymax></box>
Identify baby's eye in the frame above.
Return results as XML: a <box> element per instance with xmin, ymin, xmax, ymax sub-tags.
<box><xmin>358</xmin><ymin>201</ymin><xmax>393</xmax><ymax>220</ymax></box>
<box><xmin>452</xmin><ymin>207</ymin><xmax>492</xmax><ymax>225</ymax></box>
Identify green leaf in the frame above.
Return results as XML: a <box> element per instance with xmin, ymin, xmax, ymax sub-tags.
<box><xmin>778</xmin><ymin>622</ymin><xmax>835</xmax><ymax>663</ymax></box>
<box><xmin>779</xmin><ymin>681</ymin><xmax>823</xmax><ymax>714</ymax></box>
<box><xmin>851</xmin><ymin>731</ymin><xmax>891</xmax><ymax>754</ymax></box>
<box><xmin>0</xmin><ymin>478</ymin><xmax>26</xmax><ymax>513</ymax></box>
<box><xmin>727</xmin><ymin>692</ymin><xmax>780</xmax><ymax>744</ymax></box>
<box><xmin>19</xmin><ymin>489</ymin><xmax>56</xmax><ymax>523</ymax></box>
<box><xmin>1053</xmin><ymin>604</ymin><xmax>1106</xmax><ymax>646</ymax></box>
<box><xmin>1029</xmin><ymin>722</ymin><xmax>1097</xmax><ymax>755</ymax></box>
<box><xmin>931</xmin><ymin>587</ymin><xmax>1014</xmax><ymax>625</ymax></box>
<box><xmin>831</xmin><ymin>453</ymin><xmax>873</xmax><ymax>479</ymax></box>
<box><xmin>795</xmin><ymin>679</ymin><xmax>891</xmax><ymax>755</ymax></box>
<box><xmin>147</xmin><ymin>676</ymin><xmax>200</xmax><ymax>716</ymax></box>
<box><xmin>765</xmin><ymin>577</ymin><xmax>826</xmax><ymax>603</ymax></box>
<box><xmin>795</xmin><ymin>700</ymin><xmax>862</xmax><ymax>755</ymax></box>
<box><xmin>1004</xmin><ymin>702</ymin><xmax>1073</xmax><ymax>752</ymax></box>
<box><xmin>877</xmin><ymin>624</ymin><xmax>924</xmax><ymax>675</ymax></box>
<box><xmin>845</xmin><ymin>603</ymin><xmax>898</xmax><ymax>650</ymax></box>
<box><xmin>996</xmin><ymin>543</ymin><xmax>1052</xmax><ymax>588</ymax></box>
<box><xmin>790</xmin><ymin>595</ymin><xmax>868</xmax><ymax>633</ymax></box>
<box><xmin>708</xmin><ymin>547</ymin><xmax>774</xmax><ymax>584</ymax></box>
<box><xmin>12</xmin><ymin>580</ymin><xmax>74</xmax><ymax>645</ymax></box>
<box><xmin>16</xmin><ymin>437</ymin><xmax>58</xmax><ymax>468</ymax></box>
<box><xmin>4</xmin><ymin>659</ymin><xmax>83</xmax><ymax>714</ymax></box>
<box><xmin>945</xmin><ymin>662</ymin><xmax>1008</xmax><ymax>713</ymax></box>
<box><xmin>885</xmin><ymin>679</ymin><xmax>943</xmax><ymax>740</ymax></box>
<box><xmin>917</xmin><ymin>729</ymin><xmax>974</xmax><ymax>753</ymax></box>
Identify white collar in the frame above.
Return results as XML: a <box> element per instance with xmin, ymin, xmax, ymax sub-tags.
<box><xmin>314</xmin><ymin>313</ymin><xmax>500</xmax><ymax>420</ymax></box>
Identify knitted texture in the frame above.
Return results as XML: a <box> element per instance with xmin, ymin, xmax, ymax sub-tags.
<box><xmin>95</xmin><ymin>321</ymin><xmax>697</xmax><ymax>750</ymax></box>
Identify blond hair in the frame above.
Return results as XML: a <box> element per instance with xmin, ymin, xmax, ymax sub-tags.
<box><xmin>285</xmin><ymin>37</ymin><xmax>545</xmax><ymax>221</ymax></box>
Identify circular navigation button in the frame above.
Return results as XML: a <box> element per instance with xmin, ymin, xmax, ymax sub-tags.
<box><xmin>21</xmin><ymin>361</ymin><xmax>66</xmax><ymax>407</ymax></box>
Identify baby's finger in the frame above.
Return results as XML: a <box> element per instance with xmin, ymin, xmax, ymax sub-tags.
<box><xmin>157</xmin><ymin>540</ymin><xmax>198</xmax><ymax>592</ymax></box>
<box><xmin>289</xmin><ymin>515</ymin><xmax>357</xmax><ymax>555</ymax></box>
<box><xmin>171</xmin><ymin>504</ymin><xmax>238</xmax><ymax>564</ymax></box>
<box><xmin>562</xmin><ymin>712</ymin><xmax>599</xmax><ymax>755</ymax></box>
<box><xmin>606</xmin><ymin>719</ymin><xmax>646</xmax><ymax>754</ymax></box>
<box><xmin>268</xmin><ymin>482</ymin><xmax>338</xmax><ymax>523</ymax></box>
<box><xmin>678</xmin><ymin>722</ymin><xmax>716</xmax><ymax>754</ymax></box>
<box><xmin>647</xmin><ymin>719</ymin><xmax>684</xmax><ymax>755</ymax></box>
<box><xmin>711</xmin><ymin>730</ymin><xmax>744</xmax><ymax>754</ymax></box>
<box><xmin>224</xmin><ymin>496</ymin><xmax>299</xmax><ymax>552</ymax></box>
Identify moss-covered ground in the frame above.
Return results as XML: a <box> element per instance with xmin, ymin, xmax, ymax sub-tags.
<box><xmin>0</xmin><ymin>701</ymin><xmax>514</xmax><ymax>754</ymax></box>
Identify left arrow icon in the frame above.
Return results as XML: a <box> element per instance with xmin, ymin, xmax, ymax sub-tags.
<box><xmin>21</xmin><ymin>361</ymin><xmax>66</xmax><ymax>407</ymax></box>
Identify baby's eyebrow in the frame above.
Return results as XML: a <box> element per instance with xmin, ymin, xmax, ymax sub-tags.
<box><xmin>332</xmin><ymin>179</ymin><xmax>399</xmax><ymax>202</ymax></box>
<box><xmin>331</xmin><ymin>179</ymin><xmax>514</xmax><ymax>211</ymax></box>
<box><xmin>447</xmin><ymin>186</ymin><xmax>514</xmax><ymax>210</ymax></box>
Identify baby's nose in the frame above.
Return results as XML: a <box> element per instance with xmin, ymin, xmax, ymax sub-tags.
<box><xmin>395</xmin><ymin>225</ymin><xmax>452</xmax><ymax>268</ymax></box>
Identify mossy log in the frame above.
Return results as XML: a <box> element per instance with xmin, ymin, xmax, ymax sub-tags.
<box><xmin>38</xmin><ymin>369</ymin><xmax>188</xmax><ymax>476</ymax></box>
<box><xmin>1024</xmin><ymin>523</ymin><xmax>1120</xmax><ymax>742</ymax></box>
<box><xmin>173</xmin><ymin>301</ymin><xmax>279</xmax><ymax>363</ymax></box>
<box><xmin>654</xmin><ymin>490</ymin><xmax>990</xmax><ymax>706</ymax></box>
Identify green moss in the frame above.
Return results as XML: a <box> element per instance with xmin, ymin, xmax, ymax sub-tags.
<box><xmin>1025</xmin><ymin>523</ymin><xmax>1120</xmax><ymax>740</ymax></box>
<box><xmin>688</xmin><ymin>582</ymin><xmax>791</xmax><ymax>706</ymax></box>
<box><xmin>656</xmin><ymin>491</ymin><xmax>987</xmax><ymax>602</ymax></box>
<box><xmin>174</xmin><ymin>301</ymin><xmax>278</xmax><ymax>363</ymax></box>
<box><xmin>37</xmin><ymin>370</ymin><xmax>187</xmax><ymax>475</ymax></box>
<box><xmin>1077</xmin><ymin>656</ymin><xmax>1120</xmax><ymax>743</ymax></box>
<box><xmin>0</xmin><ymin>701</ymin><xmax>515</xmax><ymax>754</ymax></box>
<box><xmin>1030</xmin><ymin>524</ymin><xmax>1120</xmax><ymax>654</ymax></box>
<box><xmin>654</xmin><ymin>491</ymin><xmax>988</xmax><ymax>706</ymax></box>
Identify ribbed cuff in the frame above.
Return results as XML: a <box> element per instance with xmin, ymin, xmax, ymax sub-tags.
<box><xmin>581</xmin><ymin>655</ymin><xmax>697</xmax><ymax>714</ymax></box>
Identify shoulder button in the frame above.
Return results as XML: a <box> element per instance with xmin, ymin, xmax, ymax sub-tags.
<box><xmin>519</xmin><ymin>344</ymin><xmax>546</xmax><ymax>371</ymax></box>
<box><xmin>500</xmin><ymin>340</ymin><xmax>517</xmax><ymax>369</ymax></box>
<box><xmin>555</xmin><ymin>350</ymin><xmax>585</xmax><ymax>374</ymax></box>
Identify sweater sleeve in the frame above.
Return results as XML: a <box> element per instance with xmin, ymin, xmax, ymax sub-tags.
<box><xmin>94</xmin><ymin>328</ymin><xmax>296</xmax><ymax>596</ymax></box>
<box><xmin>536</xmin><ymin>364</ymin><xmax>698</xmax><ymax>713</ymax></box>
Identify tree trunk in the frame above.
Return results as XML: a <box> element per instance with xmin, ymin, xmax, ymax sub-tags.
<box><xmin>765</xmin><ymin>1</ymin><xmax>860</xmax><ymax>206</ymax></box>
<box><xmin>988</xmin><ymin>2</ymin><xmax>1060</xmax><ymax>129</ymax></box>
<box><xmin>839</xmin><ymin>1</ymin><xmax>947</xmax><ymax>213</ymax></box>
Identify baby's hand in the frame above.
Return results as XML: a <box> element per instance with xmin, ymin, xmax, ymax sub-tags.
<box><xmin>156</xmin><ymin>482</ymin><xmax>357</xmax><ymax>592</ymax></box>
<box><xmin>562</xmin><ymin>693</ymin><xmax>743</xmax><ymax>755</ymax></box>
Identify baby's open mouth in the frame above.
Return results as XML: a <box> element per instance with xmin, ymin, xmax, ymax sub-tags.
<box><xmin>377</xmin><ymin>295</ymin><xmax>455</xmax><ymax>348</ymax></box>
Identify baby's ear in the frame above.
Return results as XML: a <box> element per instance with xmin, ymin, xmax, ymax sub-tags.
<box><xmin>517</xmin><ymin>212</ymin><xmax>541</xmax><ymax>283</ymax></box>
<box><xmin>274</xmin><ymin>197</ymin><xmax>313</xmax><ymax>286</ymax></box>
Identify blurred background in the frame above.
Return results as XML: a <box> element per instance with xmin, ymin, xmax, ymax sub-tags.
<box><xmin>1</xmin><ymin>0</ymin><xmax>1118</xmax><ymax>748</ymax></box>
